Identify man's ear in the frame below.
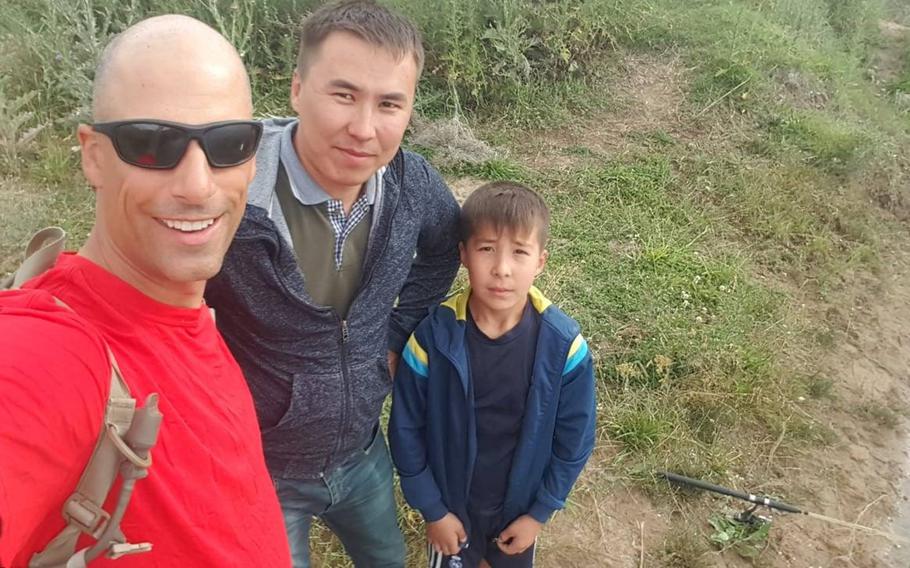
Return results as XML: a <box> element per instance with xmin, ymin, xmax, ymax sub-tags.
<box><xmin>536</xmin><ymin>249</ymin><xmax>549</xmax><ymax>276</ymax></box>
<box><xmin>290</xmin><ymin>70</ymin><xmax>303</xmax><ymax>115</ymax></box>
<box><xmin>247</xmin><ymin>158</ymin><xmax>257</xmax><ymax>185</ymax></box>
<box><xmin>77</xmin><ymin>124</ymin><xmax>103</xmax><ymax>191</ymax></box>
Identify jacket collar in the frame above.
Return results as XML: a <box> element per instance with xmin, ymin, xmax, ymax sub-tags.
<box><xmin>440</xmin><ymin>285</ymin><xmax>552</xmax><ymax>322</ymax></box>
<box><xmin>433</xmin><ymin>285</ymin><xmax>556</xmax><ymax>392</ymax></box>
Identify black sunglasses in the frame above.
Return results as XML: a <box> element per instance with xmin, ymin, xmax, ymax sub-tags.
<box><xmin>92</xmin><ymin>119</ymin><xmax>263</xmax><ymax>170</ymax></box>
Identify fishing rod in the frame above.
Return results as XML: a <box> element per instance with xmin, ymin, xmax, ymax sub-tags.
<box><xmin>658</xmin><ymin>471</ymin><xmax>910</xmax><ymax>545</ymax></box>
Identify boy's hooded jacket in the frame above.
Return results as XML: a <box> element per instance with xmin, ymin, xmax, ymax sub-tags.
<box><xmin>389</xmin><ymin>287</ymin><xmax>596</xmax><ymax>530</ymax></box>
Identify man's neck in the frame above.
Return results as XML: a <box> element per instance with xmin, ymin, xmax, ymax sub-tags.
<box><xmin>468</xmin><ymin>294</ymin><xmax>527</xmax><ymax>340</ymax></box>
<box><xmin>293</xmin><ymin>132</ymin><xmax>364</xmax><ymax>215</ymax></box>
<box><xmin>79</xmin><ymin>237</ymin><xmax>203</xmax><ymax>309</ymax></box>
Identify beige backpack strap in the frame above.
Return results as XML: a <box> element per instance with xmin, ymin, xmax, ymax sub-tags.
<box><xmin>28</xmin><ymin>300</ymin><xmax>160</xmax><ymax>567</ymax></box>
<box><xmin>2</xmin><ymin>227</ymin><xmax>66</xmax><ymax>289</ymax></box>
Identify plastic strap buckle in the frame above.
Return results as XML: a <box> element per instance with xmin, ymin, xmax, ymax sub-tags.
<box><xmin>63</xmin><ymin>494</ymin><xmax>110</xmax><ymax>537</ymax></box>
<box><xmin>108</xmin><ymin>542</ymin><xmax>153</xmax><ymax>559</ymax></box>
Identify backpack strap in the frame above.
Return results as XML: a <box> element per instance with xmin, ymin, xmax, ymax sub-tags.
<box><xmin>28</xmin><ymin>302</ymin><xmax>161</xmax><ymax>567</ymax></box>
<box><xmin>28</xmin><ymin>347</ymin><xmax>148</xmax><ymax>568</ymax></box>
<box><xmin>4</xmin><ymin>228</ymin><xmax>162</xmax><ymax>567</ymax></box>
<box><xmin>1</xmin><ymin>226</ymin><xmax>66</xmax><ymax>289</ymax></box>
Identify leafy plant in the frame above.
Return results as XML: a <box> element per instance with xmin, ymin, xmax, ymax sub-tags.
<box><xmin>708</xmin><ymin>512</ymin><xmax>771</xmax><ymax>559</ymax></box>
<box><xmin>0</xmin><ymin>80</ymin><xmax>44</xmax><ymax>173</ymax></box>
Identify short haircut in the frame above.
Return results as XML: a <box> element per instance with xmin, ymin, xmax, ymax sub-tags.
<box><xmin>297</xmin><ymin>0</ymin><xmax>424</xmax><ymax>78</ymax></box>
<box><xmin>460</xmin><ymin>181</ymin><xmax>550</xmax><ymax>247</ymax></box>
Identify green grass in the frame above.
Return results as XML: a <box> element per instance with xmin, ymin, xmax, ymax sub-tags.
<box><xmin>3</xmin><ymin>0</ymin><xmax>910</xmax><ymax>565</ymax></box>
<box><xmin>661</xmin><ymin>525</ymin><xmax>712</xmax><ymax>568</ymax></box>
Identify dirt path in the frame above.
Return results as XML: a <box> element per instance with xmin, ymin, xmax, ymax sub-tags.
<box><xmin>759</xmin><ymin>246</ymin><xmax>910</xmax><ymax>567</ymax></box>
<box><xmin>521</xmin><ymin>33</ymin><xmax>910</xmax><ymax>565</ymax></box>
<box><xmin>875</xmin><ymin>20</ymin><xmax>910</xmax><ymax>86</ymax></box>
<box><xmin>437</xmin><ymin>21</ymin><xmax>910</xmax><ymax>565</ymax></box>
<box><xmin>528</xmin><ymin>236</ymin><xmax>910</xmax><ymax>568</ymax></box>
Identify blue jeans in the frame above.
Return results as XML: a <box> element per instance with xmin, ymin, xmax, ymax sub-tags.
<box><xmin>274</xmin><ymin>429</ymin><xmax>406</xmax><ymax>568</ymax></box>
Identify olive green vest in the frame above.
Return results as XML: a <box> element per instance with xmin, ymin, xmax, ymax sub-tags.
<box><xmin>274</xmin><ymin>165</ymin><xmax>371</xmax><ymax>318</ymax></box>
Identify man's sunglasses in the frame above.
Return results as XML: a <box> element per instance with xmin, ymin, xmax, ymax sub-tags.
<box><xmin>92</xmin><ymin>119</ymin><xmax>263</xmax><ymax>170</ymax></box>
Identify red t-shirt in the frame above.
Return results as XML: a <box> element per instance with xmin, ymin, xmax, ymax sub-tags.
<box><xmin>0</xmin><ymin>254</ymin><xmax>290</xmax><ymax>567</ymax></box>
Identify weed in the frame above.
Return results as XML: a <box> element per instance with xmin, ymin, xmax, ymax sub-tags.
<box><xmin>639</xmin><ymin>129</ymin><xmax>677</xmax><ymax>147</ymax></box>
<box><xmin>607</xmin><ymin>402</ymin><xmax>675</xmax><ymax>452</ymax></box>
<box><xmin>407</xmin><ymin>115</ymin><xmax>498</xmax><ymax>168</ymax></box>
<box><xmin>804</xmin><ymin>375</ymin><xmax>835</xmax><ymax>399</ymax></box>
<box><xmin>563</xmin><ymin>145</ymin><xmax>597</xmax><ymax>158</ymax></box>
<box><xmin>445</xmin><ymin>158</ymin><xmax>526</xmax><ymax>181</ymax></box>
<box><xmin>661</xmin><ymin>526</ymin><xmax>711</xmax><ymax>568</ymax></box>
<box><xmin>708</xmin><ymin>511</ymin><xmax>771</xmax><ymax>559</ymax></box>
<box><xmin>771</xmin><ymin>110</ymin><xmax>870</xmax><ymax>173</ymax></box>
<box><xmin>0</xmin><ymin>79</ymin><xmax>45</xmax><ymax>174</ymax></box>
<box><xmin>858</xmin><ymin>401</ymin><xmax>902</xmax><ymax>429</ymax></box>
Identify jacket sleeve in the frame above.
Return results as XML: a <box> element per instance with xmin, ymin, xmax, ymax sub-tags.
<box><xmin>389</xmin><ymin>331</ymin><xmax>449</xmax><ymax>522</ymax></box>
<box><xmin>527</xmin><ymin>334</ymin><xmax>597</xmax><ymax>524</ymax></box>
<box><xmin>387</xmin><ymin>156</ymin><xmax>460</xmax><ymax>354</ymax></box>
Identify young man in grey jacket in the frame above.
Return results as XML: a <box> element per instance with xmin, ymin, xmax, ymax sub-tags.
<box><xmin>205</xmin><ymin>2</ymin><xmax>460</xmax><ymax>567</ymax></box>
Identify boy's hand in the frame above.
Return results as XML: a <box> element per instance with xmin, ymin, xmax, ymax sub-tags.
<box><xmin>496</xmin><ymin>515</ymin><xmax>542</xmax><ymax>555</ymax></box>
<box><xmin>427</xmin><ymin>513</ymin><xmax>467</xmax><ymax>556</ymax></box>
<box><xmin>387</xmin><ymin>350</ymin><xmax>399</xmax><ymax>378</ymax></box>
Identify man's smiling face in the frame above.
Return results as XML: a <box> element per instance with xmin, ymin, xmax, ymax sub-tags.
<box><xmin>290</xmin><ymin>31</ymin><xmax>418</xmax><ymax>198</ymax></box>
<box><xmin>79</xmin><ymin>32</ymin><xmax>256</xmax><ymax>289</ymax></box>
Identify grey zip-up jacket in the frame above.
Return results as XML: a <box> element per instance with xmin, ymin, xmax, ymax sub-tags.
<box><xmin>206</xmin><ymin>118</ymin><xmax>460</xmax><ymax>478</ymax></box>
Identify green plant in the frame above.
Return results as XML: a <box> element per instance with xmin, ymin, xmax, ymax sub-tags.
<box><xmin>0</xmin><ymin>81</ymin><xmax>44</xmax><ymax>173</ymax></box>
<box><xmin>708</xmin><ymin>512</ymin><xmax>771</xmax><ymax>559</ymax></box>
<box><xmin>857</xmin><ymin>401</ymin><xmax>902</xmax><ymax>429</ymax></box>
<box><xmin>804</xmin><ymin>375</ymin><xmax>835</xmax><ymax>399</ymax></box>
<box><xmin>661</xmin><ymin>526</ymin><xmax>711</xmax><ymax>568</ymax></box>
<box><xmin>772</xmin><ymin>111</ymin><xmax>869</xmax><ymax>173</ymax></box>
<box><xmin>607</xmin><ymin>403</ymin><xmax>675</xmax><ymax>451</ymax></box>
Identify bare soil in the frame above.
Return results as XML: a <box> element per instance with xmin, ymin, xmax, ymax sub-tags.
<box><xmin>507</xmin><ymin>53</ymin><xmax>690</xmax><ymax>171</ymax></box>
<box><xmin>499</xmin><ymin>40</ymin><xmax>910</xmax><ymax>567</ymax></box>
<box><xmin>874</xmin><ymin>20</ymin><xmax>910</xmax><ymax>86</ymax></box>
<box><xmin>763</xmin><ymin>252</ymin><xmax>910</xmax><ymax>567</ymax></box>
<box><xmin>532</xmin><ymin>259</ymin><xmax>910</xmax><ymax>567</ymax></box>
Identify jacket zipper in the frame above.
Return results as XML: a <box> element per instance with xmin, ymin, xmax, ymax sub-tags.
<box><xmin>346</xmin><ymin>152</ymin><xmax>401</xmax><ymax>316</ymax></box>
<box><xmin>440</xmin><ymin>349</ymin><xmax>476</xmax><ymax>500</ymax></box>
<box><xmin>331</xmin><ymin>317</ymin><xmax>351</xmax><ymax>469</ymax></box>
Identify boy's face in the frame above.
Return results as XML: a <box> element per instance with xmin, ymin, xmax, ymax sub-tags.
<box><xmin>460</xmin><ymin>223</ymin><xmax>548</xmax><ymax>317</ymax></box>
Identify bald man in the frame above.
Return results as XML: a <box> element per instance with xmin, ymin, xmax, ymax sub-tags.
<box><xmin>0</xmin><ymin>15</ymin><xmax>290</xmax><ymax>567</ymax></box>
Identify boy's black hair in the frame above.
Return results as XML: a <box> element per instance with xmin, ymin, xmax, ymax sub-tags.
<box><xmin>459</xmin><ymin>181</ymin><xmax>550</xmax><ymax>247</ymax></box>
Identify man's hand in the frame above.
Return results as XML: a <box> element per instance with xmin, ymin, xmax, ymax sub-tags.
<box><xmin>387</xmin><ymin>350</ymin><xmax>399</xmax><ymax>379</ymax></box>
<box><xmin>496</xmin><ymin>515</ymin><xmax>542</xmax><ymax>555</ymax></box>
<box><xmin>427</xmin><ymin>513</ymin><xmax>466</xmax><ymax>556</ymax></box>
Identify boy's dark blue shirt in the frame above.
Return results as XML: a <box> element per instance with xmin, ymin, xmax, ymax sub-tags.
<box><xmin>390</xmin><ymin>286</ymin><xmax>596</xmax><ymax>531</ymax></box>
<box><xmin>467</xmin><ymin>302</ymin><xmax>540</xmax><ymax>514</ymax></box>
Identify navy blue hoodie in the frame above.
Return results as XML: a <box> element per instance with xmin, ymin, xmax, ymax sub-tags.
<box><xmin>389</xmin><ymin>287</ymin><xmax>596</xmax><ymax>530</ymax></box>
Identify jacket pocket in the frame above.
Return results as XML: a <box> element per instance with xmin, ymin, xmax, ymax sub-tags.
<box><xmin>261</xmin><ymin>371</ymin><xmax>344</xmax><ymax>462</ymax></box>
<box><xmin>342</xmin><ymin>359</ymin><xmax>392</xmax><ymax>451</ymax></box>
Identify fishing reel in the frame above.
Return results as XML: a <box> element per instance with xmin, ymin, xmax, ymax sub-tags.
<box><xmin>733</xmin><ymin>504</ymin><xmax>772</xmax><ymax>527</ymax></box>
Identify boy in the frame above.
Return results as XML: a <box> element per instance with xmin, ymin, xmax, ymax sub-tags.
<box><xmin>390</xmin><ymin>181</ymin><xmax>597</xmax><ymax>567</ymax></box>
